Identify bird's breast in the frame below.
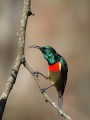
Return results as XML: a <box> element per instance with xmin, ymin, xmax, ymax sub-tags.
<box><xmin>48</xmin><ymin>61</ymin><xmax>62</xmax><ymax>85</ymax></box>
<box><xmin>49</xmin><ymin>61</ymin><xmax>61</xmax><ymax>72</ymax></box>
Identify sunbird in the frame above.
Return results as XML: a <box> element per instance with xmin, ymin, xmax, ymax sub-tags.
<box><xmin>29</xmin><ymin>45</ymin><xmax>68</xmax><ymax>114</ymax></box>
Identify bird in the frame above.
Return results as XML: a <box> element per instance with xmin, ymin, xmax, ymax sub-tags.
<box><xmin>28</xmin><ymin>45</ymin><xmax>68</xmax><ymax>114</ymax></box>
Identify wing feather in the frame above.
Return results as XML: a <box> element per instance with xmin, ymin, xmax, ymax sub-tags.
<box><xmin>60</xmin><ymin>59</ymin><xmax>68</xmax><ymax>95</ymax></box>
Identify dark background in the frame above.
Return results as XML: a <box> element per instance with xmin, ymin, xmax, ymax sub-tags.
<box><xmin>0</xmin><ymin>0</ymin><xmax>90</xmax><ymax>120</ymax></box>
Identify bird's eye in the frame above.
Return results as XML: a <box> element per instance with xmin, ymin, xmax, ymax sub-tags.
<box><xmin>43</xmin><ymin>47</ymin><xmax>47</xmax><ymax>50</ymax></box>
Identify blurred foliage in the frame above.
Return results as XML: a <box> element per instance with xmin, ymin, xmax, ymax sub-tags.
<box><xmin>0</xmin><ymin>0</ymin><xmax>90</xmax><ymax>120</ymax></box>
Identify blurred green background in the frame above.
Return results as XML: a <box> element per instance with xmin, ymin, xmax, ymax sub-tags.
<box><xmin>0</xmin><ymin>0</ymin><xmax>90</xmax><ymax>120</ymax></box>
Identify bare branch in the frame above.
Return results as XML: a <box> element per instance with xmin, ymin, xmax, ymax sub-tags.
<box><xmin>0</xmin><ymin>0</ymin><xmax>31</xmax><ymax>119</ymax></box>
<box><xmin>0</xmin><ymin>0</ymin><xmax>73</xmax><ymax>120</ymax></box>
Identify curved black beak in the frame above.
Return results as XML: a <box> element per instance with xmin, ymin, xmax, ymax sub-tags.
<box><xmin>27</xmin><ymin>45</ymin><xmax>41</xmax><ymax>49</ymax></box>
<box><xmin>28</xmin><ymin>45</ymin><xmax>46</xmax><ymax>54</ymax></box>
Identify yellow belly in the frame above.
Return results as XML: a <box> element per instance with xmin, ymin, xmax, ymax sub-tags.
<box><xmin>49</xmin><ymin>71</ymin><xmax>61</xmax><ymax>85</ymax></box>
<box><xmin>49</xmin><ymin>71</ymin><xmax>63</xmax><ymax>95</ymax></box>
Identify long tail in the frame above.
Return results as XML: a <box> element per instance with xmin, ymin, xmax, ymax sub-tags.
<box><xmin>58</xmin><ymin>96</ymin><xmax>63</xmax><ymax>115</ymax></box>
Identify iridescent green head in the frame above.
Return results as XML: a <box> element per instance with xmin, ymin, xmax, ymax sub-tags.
<box><xmin>29</xmin><ymin>45</ymin><xmax>60</xmax><ymax>65</ymax></box>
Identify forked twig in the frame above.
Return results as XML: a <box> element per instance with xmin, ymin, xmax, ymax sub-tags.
<box><xmin>0</xmin><ymin>0</ymin><xmax>73</xmax><ymax>120</ymax></box>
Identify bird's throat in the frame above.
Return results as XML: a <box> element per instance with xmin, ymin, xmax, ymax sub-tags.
<box><xmin>49</xmin><ymin>62</ymin><xmax>61</xmax><ymax>72</ymax></box>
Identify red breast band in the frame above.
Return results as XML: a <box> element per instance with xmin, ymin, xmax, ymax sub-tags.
<box><xmin>49</xmin><ymin>62</ymin><xmax>60</xmax><ymax>72</ymax></box>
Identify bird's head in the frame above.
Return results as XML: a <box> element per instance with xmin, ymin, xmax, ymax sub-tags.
<box><xmin>28</xmin><ymin>45</ymin><xmax>60</xmax><ymax>65</ymax></box>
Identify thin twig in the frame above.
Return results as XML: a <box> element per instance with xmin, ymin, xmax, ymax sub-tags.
<box><xmin>23</xmin><ymin>58</ymin><xmax>73</xmax><ymax>120</ymax></box>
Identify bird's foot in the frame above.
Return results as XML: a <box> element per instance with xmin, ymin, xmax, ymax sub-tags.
<box><xmin>33</xmin><ymin>71</ymin><xmax>39</xmax><ymax>77</ymax></box>
<box><xmin>41</xmin><ymin>88</ymin><xmax>47</xmax><ymax>93</ymax></box>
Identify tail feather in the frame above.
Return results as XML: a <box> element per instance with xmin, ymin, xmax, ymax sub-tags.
<box><xmin>58</xmin><ymin>96</ymin><xmax>63</xmax><ymax>115</ymax></box>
